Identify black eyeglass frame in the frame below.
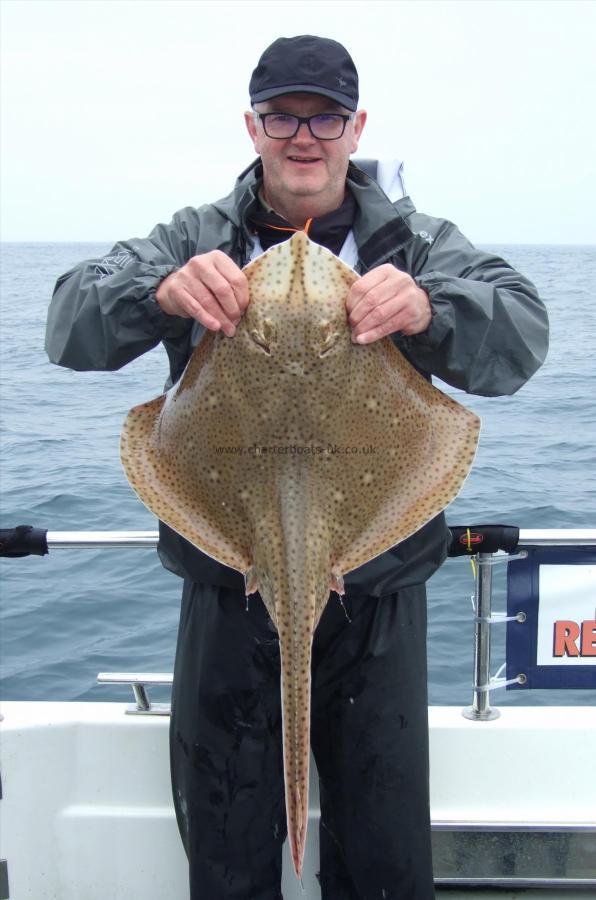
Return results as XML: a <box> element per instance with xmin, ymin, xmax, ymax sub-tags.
<box><xmin>255</xmin><ymin>112</ymin><xmax>354</xmax><ymax>141</ymax></box>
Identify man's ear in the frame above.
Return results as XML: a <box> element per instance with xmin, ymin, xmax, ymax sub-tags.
<box><xmin>350</xmin><ymin>110</ymin><xmax>367</xmax><ymax>154</ymax></box>
<box><xmin>245</xmin><ymin>111</ymin><xmax>259</xmax><ymax>152</ymax></box>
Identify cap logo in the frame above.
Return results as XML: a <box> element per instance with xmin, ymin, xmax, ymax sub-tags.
<box><xmin>337</xmin><ymin>77</ymin><xmax>347</xmax><ymax>87</ymax></box>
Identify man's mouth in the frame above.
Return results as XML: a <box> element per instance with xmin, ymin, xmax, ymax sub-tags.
<box><xmin>287</xmin><ymin>156</ymin><xmax>321</xmax><ymax>164</ymax></box>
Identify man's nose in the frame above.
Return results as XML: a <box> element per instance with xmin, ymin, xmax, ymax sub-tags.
<box><xmin>293</xmin><ymin>121</ymin><xmax>316</xmax><ymax>142</ymax></box>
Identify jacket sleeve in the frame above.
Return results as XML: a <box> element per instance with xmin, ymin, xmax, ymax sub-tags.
<box><xmin>402</xmin><ymin>218</ymin><xmax>549</xmax><ymax>397</ymax></box>
<box><xmin>45</xmin><ymin>209</ymin><xmax>201</xmax><ymax>371</ymax></box>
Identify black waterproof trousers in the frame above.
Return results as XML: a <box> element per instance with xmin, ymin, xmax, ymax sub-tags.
<box><xmin>170</xmin><ymin>581</ymin><xmax>435</xmax><ymax>900</ymax></box>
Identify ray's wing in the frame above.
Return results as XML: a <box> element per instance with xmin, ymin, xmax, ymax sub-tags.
<box><xmin>120</xmin><ymin>333</ymin><xmax>253</xmax><ymax>573</ymax></box>
<box><xmin>326</xmin><ymin>340</ymin><xmax>480</xmax><ymax>575</ymax></box>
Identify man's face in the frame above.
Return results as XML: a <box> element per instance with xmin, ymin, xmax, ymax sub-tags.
<box><xmin>244</xmin><ymin>93</ymin><xmax>366</xmax><ymax>214</ymax></box>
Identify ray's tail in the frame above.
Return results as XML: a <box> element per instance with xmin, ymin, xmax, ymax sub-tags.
<box><xmin>265</xmin><ymin>470</ymin><xmax>329</xmax><ymax>879</ymax></box>
<box><xmin>278</xmin><ymin>628</ymin><xmax>314</xmax><ymax>879</ymax></box>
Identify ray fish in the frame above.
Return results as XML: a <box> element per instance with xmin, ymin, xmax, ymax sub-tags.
<box><xmin>120</xmin><ymin>232</ymin><xmax>480</xmax><ymax>877</ymax></box>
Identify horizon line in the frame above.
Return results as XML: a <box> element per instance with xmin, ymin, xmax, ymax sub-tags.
<box><xmin>1</xmin><ymin>239</ymin><xmax>595</xmax><ymax>248</ymax></box>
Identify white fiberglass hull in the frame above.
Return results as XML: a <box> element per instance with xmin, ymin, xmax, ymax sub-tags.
<box><xmin>1</xmin><ymin>702</ymin><xmax>595</xmax><ymax>899</ymax></box>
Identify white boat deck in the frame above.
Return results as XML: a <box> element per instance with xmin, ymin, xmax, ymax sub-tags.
<box><xmin>1</xmin><ymin>701</ymin><xmax>594</xmax><ymax>899</ymax></box>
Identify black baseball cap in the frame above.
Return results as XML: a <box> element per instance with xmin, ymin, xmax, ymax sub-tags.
<box><xmin>249</xmin><ymin>35</ymin><xmax>359</xmax><ymax>111</ymax></box>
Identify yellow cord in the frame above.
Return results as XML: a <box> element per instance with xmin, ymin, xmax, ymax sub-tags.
<box><xmin>466</xmin><ymin>528</ymin><xmax>477</xmax><ymax>580</ymax></box>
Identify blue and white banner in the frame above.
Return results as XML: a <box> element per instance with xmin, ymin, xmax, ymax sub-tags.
<box><xmin>506</xmin><ymin>546</ymin><xmax>596</xmax><ymax>689</ymax></box>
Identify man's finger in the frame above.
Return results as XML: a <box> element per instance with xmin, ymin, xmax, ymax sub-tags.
<box><xmin>345</xmin><ymin>268</ymin><xmax>390</xmax><ymax>316</ymax></box>
<box><xmin>177</xmin><ymin>286</ymin><xmax>227</xmax><ymax>333</ymax></box>
<box><xmin>214</xmin><ymin>254</ymin><xmax>250</xmax><ymax>312</ymax></box>
<box><xmin>347</xmin><ymin>280</ymin><xmax>401</xmax><ymax>328</ymax></box>
<box><xmin>188</xmin><ymin>259</ymin><xmax>243</xmax><ymax>323</ymax></box>
<box><xmin>351</xmin><ymin>296</ymin><xmax>406</xmax><ymax>338</ymax></box>
<box><xmin>352</xmin><ymin>311</ymin><xmax>406</xmax><ymax>345</ymax></box>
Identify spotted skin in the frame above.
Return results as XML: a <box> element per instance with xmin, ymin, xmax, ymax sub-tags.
<box><xmin>120</xmin><ymin>232</ymin><xmax>480</xmax><ymax>878</ymax></box>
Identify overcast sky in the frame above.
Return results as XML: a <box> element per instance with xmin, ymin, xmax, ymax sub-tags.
<box><xmin>1</xmin><ymin>0</ymin><xmax>595</xmax><ymax>243</ymax></box>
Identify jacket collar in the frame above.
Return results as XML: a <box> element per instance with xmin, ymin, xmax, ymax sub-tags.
<box><xmin>211</xmin><ymin>158</ymin><xmax>417</xmax><ymax>270</ymax></box>
<box><xmin>346</xmin><ymin>162</ymin><xmax>416</xmax><ymax>270</ymax></box>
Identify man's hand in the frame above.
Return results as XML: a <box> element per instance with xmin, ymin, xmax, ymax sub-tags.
<box><xmin>346</xmin><ymin>264</ymin><xmax>432</xmax><ymax>344</ymax></box>
<box><xmin>155</xmin><ymin>251</ymin><xmax>249</xmax><ymax>337</ymax></box>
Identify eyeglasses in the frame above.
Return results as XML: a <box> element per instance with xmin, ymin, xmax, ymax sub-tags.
<box><xmin>255</xmin><ymin>112</ymin><xmax>354</xmax><ymax>141</ymax></box>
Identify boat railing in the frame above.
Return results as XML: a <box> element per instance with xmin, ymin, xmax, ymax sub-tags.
<box><xmin>5</xmin><ymin>527</ymin><xmax>596</xmax><ymax>717</ymax></box>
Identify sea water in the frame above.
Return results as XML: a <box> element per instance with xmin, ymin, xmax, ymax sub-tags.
<box><xmin>1</xmin><ymin>242</ymin><xmax>595</xmax><ymax>706</ymax></box>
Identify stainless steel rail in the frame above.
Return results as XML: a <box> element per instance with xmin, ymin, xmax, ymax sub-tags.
<box><xmin>45</xmin><ymin>528</ymin><xmax>596</xmax><ymax>549</ymax></box>
<box><xmin>41</xmin><ymin>528</ymin><xmax>596</xmax><ymax>718</ymax></box>
<box><xmin>47</xmin><ymin>531</ymin><xmax>159</xmax><ymax>549</ymax></box>
<box><xmin>97</xmin><ymin>672</ymin><xmax>173</xmax><ymax>715</ymax></box>
<box><xmin>517</xmin><ymin>529</ymin><xmax>596</xmax><ymax>547</ymax></box>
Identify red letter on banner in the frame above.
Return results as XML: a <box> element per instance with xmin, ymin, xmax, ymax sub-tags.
<box><xmin>553</xmin><ymin>621</ymin><xmax>580</xmax><ymax>657</ymax></box>
<box><xmin>580</xmin><ymin>621</ymin><xmax>596</xmax><ymax>657</ymax></box>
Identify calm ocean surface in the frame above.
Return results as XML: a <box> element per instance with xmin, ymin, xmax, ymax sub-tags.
<box><xmin>1</xmin><ymin>241</ymin><xmax>595</xmax><ymax>707</ymax></box>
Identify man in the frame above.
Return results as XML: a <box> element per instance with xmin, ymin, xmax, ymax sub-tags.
<box><xmin>46</xmin><ymin>35</ymin><xmax>548</xmax><ymax>900</ymax></box>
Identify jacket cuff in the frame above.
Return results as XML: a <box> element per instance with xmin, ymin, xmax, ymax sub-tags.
<box><xmin>143</xmin><ymin>265</ymin><xmax>188</xmax><ymax>336</ymax></box>
<box><xmin>412</xmin><ymin>273</ymin><xmax>442</xmax><ymax>347</ymax></box>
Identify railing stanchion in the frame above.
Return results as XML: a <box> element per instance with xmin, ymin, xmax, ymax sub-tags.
<box><xmin>131</xmin><ymin>683</ymin><xmax>151</xmax><ymax>712</ymax></box>
<box><xmin>463</xmin><ymin>552</ymin><xmax>500</xmax><ymax>721</ymax></box>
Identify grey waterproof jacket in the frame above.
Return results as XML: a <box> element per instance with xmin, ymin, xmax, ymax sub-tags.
<box><xmin>45</xmin><ymin>160</ymin><xmax>549</xmax><ymax>594</ymax></box>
